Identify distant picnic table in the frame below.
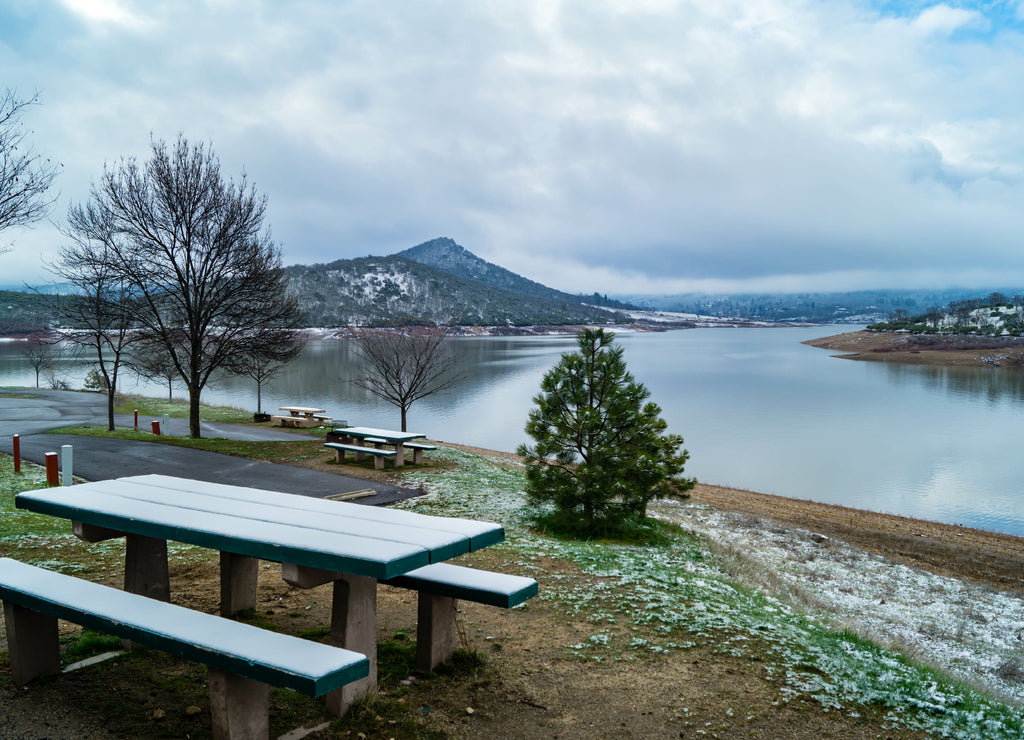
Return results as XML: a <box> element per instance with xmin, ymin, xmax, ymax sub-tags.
<box><xmin>272</xmin><ymin>405</ymin><xmax>330</xmax><ymax>428</ymax></box>
<box><xmin>333</xmin><ymin>426</ymin><xmax>427</xmax><ymax>467</ymax></box>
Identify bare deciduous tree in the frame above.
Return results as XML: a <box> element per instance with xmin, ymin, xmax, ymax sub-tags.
<box><xmin>227</xmin><ymin>331</ymin><xmax>307</xmax><ymax>416</ymax></box>
<box><xmin>65</xmin><ymin>135</ymin><xmax>302</xmax><ymax>438</ymax></box>
<box><xmin>17</xmin><ymin>332</ymin><xmax>56</xmax><ymax>388</ymax></box>
<box><xmin>352</xmin><ymin>328</ymin><xmax>460</xmax><ymax>432</ymax></box>
<box><xmin>131</xmin><ymin>338</ymin><xmax>180</xmax><ymax>401</ymax></box>
<box><xmin>45</xmin><ymin>240</ymin><xmax>140</xmax><ymax>430</ymax></box>
<box><xmin>1</xmin><ymin>89</ymin><xmax>60</xmax><ymax>252</ymax></box>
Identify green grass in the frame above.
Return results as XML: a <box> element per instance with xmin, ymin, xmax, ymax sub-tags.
<box><xmin>114</xmin><ymin>393</ymin><xmax>252</xmax><ymax>424</ymax></box>
<box><xmin>61</xmin><ymin>630</ymin><xmax>124</xmax><ymax>665</ymax></box>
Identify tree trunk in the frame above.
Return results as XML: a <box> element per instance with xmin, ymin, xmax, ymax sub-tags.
<box><xmin>106</xmin><ymin>388</ymin><xmax>116</xmax><ymax>432</ymax></box>
<box><xmin>189</xmin><ymin>390</ymin><xmax>202</xmax><ymax>439</ymax></box>
<box><xmin>400</xmin><ymin>406</ymin><xmax>408</xmax><ymax>432</ymax></box>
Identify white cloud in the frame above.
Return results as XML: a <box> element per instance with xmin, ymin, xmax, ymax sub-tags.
<box><xmin>911</xmin><ymin>4</ymin><xmax>981</xmax><ymax>36</ymax></box>
<box><xmin>2</xmin><ymin>0</ymin><xmax>1024</xmax><ymax>294</ymax></box>
<box><xmin>55</xmin><ymin>0</ymin><xmax>152</xmax><ymax>30</ymax></box>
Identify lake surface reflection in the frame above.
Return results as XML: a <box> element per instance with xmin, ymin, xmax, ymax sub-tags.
<box><xmin>2</xmin><ymin>326</ymin><xmax>1023</xmax><ymax>536</ymax></box>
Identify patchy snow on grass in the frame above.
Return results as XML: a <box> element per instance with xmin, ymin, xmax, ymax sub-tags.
<box><xmin>653</xmin><ymin>499</ymin><xmax>1024</xmax><ymax>708</ymax></box>
<box><xmin>404</xmin><ymin>446</ymin><xmax>1024</xmax><ymax>739</ymax></box>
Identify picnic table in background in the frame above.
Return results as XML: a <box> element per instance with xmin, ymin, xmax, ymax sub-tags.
<box><xmin>272</xmin><ymin>406</ymin><xmax>330</xmax><ymax>428</ymax></box>
<box><xmin>333</xmin><ymin>426</ymin><xmax>427</xmax><ymax>467</ymax></box>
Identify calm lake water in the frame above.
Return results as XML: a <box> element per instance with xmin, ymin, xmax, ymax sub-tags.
<box><xmin>3</xmin><ymin>326</ymin><xmax>1024</xmax><ymax>537</ymax></box>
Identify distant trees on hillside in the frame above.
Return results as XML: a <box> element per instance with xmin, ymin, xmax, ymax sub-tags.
<box><xmin>869</xmin><ymin>292</ymin><xmax>1024</xmax><ymax>337</ymax></box>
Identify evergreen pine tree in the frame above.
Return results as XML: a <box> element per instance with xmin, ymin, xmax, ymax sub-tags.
<box><xmin>517</xmin><ymin>328</ymin><xmax>694</xmax><ymax>532</ymax></box>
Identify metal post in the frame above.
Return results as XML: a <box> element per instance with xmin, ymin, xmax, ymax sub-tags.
<box><xmin>162</xmin><ymin>414</ymin><xmax>171</xmax><ymax>435</ymax></box>
<box><xmin>44</xmin><ymin>453</ymin><xmax>58</xmax><ymax>486</ymax></box>
<box><xmin>134</xmin><ymin>409</ymin><xmax>138</xmax><ymax>432</ymax></box>
<box><xmin>12</xmin><ymin>434</ymin><xmax>20</xmax><ymax>473</ymax></box>
<box><xmin>61</xmin><ymin>445</ymin><xmax>73</xmax><ymax>486</ymax></box>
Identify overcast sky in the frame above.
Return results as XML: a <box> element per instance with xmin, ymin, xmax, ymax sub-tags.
<box><xmin>2</xmin><ymin>0</ymin><xmax>1023</xmax><ymax>296</ymax></box>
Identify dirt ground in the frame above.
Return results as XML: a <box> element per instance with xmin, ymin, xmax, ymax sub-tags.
<box><xmin>5</xmin><ymin>444</ymin><xmax>1022</xmax><ymax>738</ymax></box>
<box><xmin>804</xmin><ymin>329</ymin><xmax>1024</xmax><ymax>367</ymax></box>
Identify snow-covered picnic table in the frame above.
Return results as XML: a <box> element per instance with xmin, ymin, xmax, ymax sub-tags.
<box><xmin>16</xmin><ymin>474</ymin><xmax>505</xmax><ymax>714</ymax></box>
<box><xmin>332</xmin><ymin>426</ymin><xmax>427</xmax><ymax>467</ymax></box>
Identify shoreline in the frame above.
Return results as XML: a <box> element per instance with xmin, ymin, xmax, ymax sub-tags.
<box><xmin>805</xmin><ymin>329</ymin><xmax>1024</xmax><ymax>368</ymax></box>
<box><xmin>436</xmin><ymin>442</ymin><xmax>1024</xmax><ymax>595</ymax></box>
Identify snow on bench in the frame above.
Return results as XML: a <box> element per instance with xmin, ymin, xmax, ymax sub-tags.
<box><xmin>383</xmin><ymin>563</ymin><xmax>538</xmax><ymax>672</ymax></box>
<box><xmin>0</xmin><ymin>558</ymin><xmax>369</xmax><ymax>739</ymax></box>
<box><xmin>324</xmin><ymin>442</ymin><xmax>397</xmax><ymax>470</ymax></box>
<box><xmin>357</xmin><ymin>438</ymin><xmax>437</xmax><ymax>464</ymax></box>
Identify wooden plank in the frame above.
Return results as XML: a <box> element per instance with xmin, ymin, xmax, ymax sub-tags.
<box><xmin>0</xmin><ymin>559</ymin><xmax>369</xmax><ymax>696</ymax></box>
<box><xmin>16</xmin><ymin>490</ymin><xmax>429</xmax><ymax>580</ymax></box>
<box><xmin>99</xmin><ymin>475</ymin><xmax>505</xmax><ymax>551</ymax></box>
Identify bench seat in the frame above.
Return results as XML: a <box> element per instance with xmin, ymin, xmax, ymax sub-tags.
<box><xmin>402</xmin><ymin>441</ymin><xmax>437</xmax><ymax>464</ymax></box>
<box><xmin>383</xmin><ymin>563</ymin><xmax>538</xmax><ymax>672</ymax></box>
<box><xmin>383</xmin><ymin>562</ymin><xmax>537</xmax><ymax>608</ymax></box>
<box><xmin>359</xmin><ymin>438</ymin><xmax>437</xmax><ymax>464</ymax></box>
<box><xmin>270</xmin><ymin>415</ymin><xmax>320</xmax><ymax>429</ymax></box>
<box><xmin>0</xmin><ymin>558</ymin><xmax>369</xmax><ymax>739</ymax></box>
<box><xmin>324</xmin><ymin>442</ymin><xmax>397</xmax><ymax>470</ymax></box>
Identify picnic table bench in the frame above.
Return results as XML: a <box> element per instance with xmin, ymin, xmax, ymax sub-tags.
<box><xmin>324</xmin><ymin>441</ymin><xmax>397</xmax><ymax>470</ymax></box>
<box><xmin>384</xmin><ymin>563</ymin><xmax>538</xmax><ymax>672</ymax></box>
<box><xmin>0</xmin><ymin>557</ymin><xmax>369</xmax><ymax>740</ymax></box>
<box><xmin>16</xmin><ymin>474</ymin><xmax>515</xmax><ymax>715</ymax></box>
<box><xmin>361</xmin><ymin>437</ymin><xmax>438</xmax><ymax>465</ymax></box>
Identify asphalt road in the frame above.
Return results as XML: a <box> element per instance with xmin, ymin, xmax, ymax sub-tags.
<box><xmin>0</xmin><ymin>389</ymin><xmax>415</xmax><ymax>505</ymax></box>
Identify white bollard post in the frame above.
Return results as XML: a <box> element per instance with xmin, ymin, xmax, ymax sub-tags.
<box><xmin>162</xmin><ymin>414</ymin><xmax>171</xmax><ymax>436</ymax></box>
<box><xmin>61</xmin><ymin>445</ymin><xmax>73</xmax><ymax>486</ymax></box>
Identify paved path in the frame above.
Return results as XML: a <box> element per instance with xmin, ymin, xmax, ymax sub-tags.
<box><xmin>0</xmin><ymin>389</ymin><xmax>415</xmax><ymax>505</ymax></box>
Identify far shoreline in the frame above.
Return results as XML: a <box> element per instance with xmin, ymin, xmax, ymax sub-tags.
<box><xmin>804</xmin><ymin>329</ymin><xmax>1024</xmax><ymax>368</ymax></box>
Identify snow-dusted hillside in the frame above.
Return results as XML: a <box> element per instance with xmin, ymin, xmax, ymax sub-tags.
<box><xmin>285</xmin><ymin>255</ymin><xmax>624</xmax><ymax>327</ymax></box>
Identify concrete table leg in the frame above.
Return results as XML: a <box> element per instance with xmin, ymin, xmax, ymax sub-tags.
<box><xmin>325</xmin><ymin>574</ymin><xmax>378</xmax><ymax>716</ymax></box>
<box><xmin>124</xmin><ymin>534</ymin><xmax>170</xmax><ymax>601</ymax></box>
<box><xmin>207</xmin><ymin>668</ymin><xmax>270</xmax><ymax>740</ymax></box>
<box><xmin>415</xmin><ymin>594</ymin><xmax>458</xmax><ymax>673</ymax></box>
<box><xmin>393</xmin><ymin>442</ymin><xmax>405</xmax><ymax>467</ymax></box>
<box><xmin>73</xmin><ymin>520</ymin><xmax>124</xmax><ymax>543</ymax></box>
<box><xmin>220</xmin><ymin>552</ymin><xmax>259</xmax><ymax>617</ymax></box>
<box><xmin>124</xmin><ymin>534</ymin><xmax>170</xmax><ymax>650</ymax></box>
<box><xmin>3</xmin><ymin>602</ymin><xmax>60</xmax><ymax>685</ymax></box>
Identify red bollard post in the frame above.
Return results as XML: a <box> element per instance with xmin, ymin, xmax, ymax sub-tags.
<box><xmin>44</xmin><ymin>452</ymin><xmax>59</xmax><ymax>486</ymax></box>
<box><xmin>151</xmin><ymin>420</ymin><xmax>161</xmax><ymax>436</ymax></box>
<box><xmin>134</xmin><ymin>409</ymin><xmax>138</xmax><ymax>432</ymax></box>
<box><xmin>12</xmin><ymin>434</ymin><xmax>20</xmax><ymax>473</ymax></box>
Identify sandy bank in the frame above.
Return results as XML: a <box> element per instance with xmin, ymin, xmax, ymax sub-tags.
<box><xmin>805</xmin><ymin>329</ymin><xmax>1024</xmax><ymax>368</ymax></box>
